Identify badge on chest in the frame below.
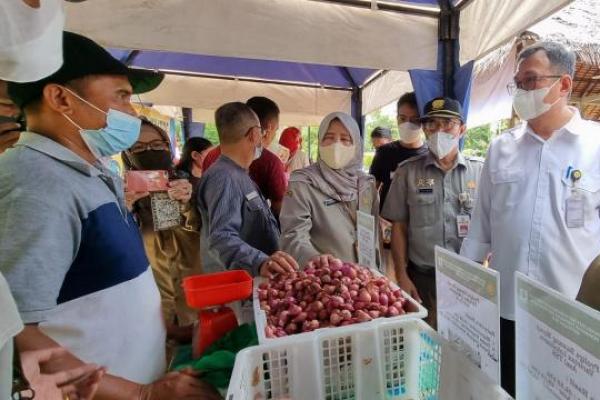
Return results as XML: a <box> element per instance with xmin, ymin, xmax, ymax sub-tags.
<box><xmin>416</xmin><ymin>177</ymin><xmax>435</xmax><ymax>194</ymax></box>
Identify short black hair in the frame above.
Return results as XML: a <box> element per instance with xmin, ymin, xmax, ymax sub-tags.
<box><xmin>397</xmin><ymin>91</ymin><xmax>418</xmax><ymax>111</ymax></box>
<box><xmin>246</xmin><ymin>96</ymin><xmax>280</xmax><ymax>127</ymax></box>
<box><xmin>518</xmin><ymin>41</ymin><xmax>576</xmax><ymax>77</ymax></box>
<box><xmin>214</xmin><ymin>102</ymin><xmax>257</xmax><ymax>144</ymax></box>
<box><xmin>370</xmin><ymin>126</ymin><xmax>392</xmax><ymax>139</ymax></box>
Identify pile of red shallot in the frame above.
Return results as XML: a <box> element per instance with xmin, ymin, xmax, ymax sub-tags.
<box><xmin>258</xmin><ymin>260</ymin><xmax>411</xmax><ymax>338</ymax></box>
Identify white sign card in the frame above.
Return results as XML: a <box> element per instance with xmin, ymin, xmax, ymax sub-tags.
<box><xmin>435</xmin><ymin>246</ymin><xmax>501</xmax><ymax>383</ymax></box>
<box><xmin>357</xmin><ymin>210</ymin><xmax>377</xmax><ymax>271</ymax></box>
<box><xmin>515</xmin><ymin>273</ymin><xmax>600</xmax><ymax>400</ymax></box>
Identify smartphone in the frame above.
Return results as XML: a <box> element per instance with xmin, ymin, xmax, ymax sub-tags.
<box><xmin>125</xmin><ymin>170</ymin><xmax>169</xmax><ymax>192</ymax></box>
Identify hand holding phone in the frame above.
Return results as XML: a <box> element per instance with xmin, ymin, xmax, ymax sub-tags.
<box><xmin>125</xmin><ymin>170</ymin><xmax>169</xmax><ymax>192</ymax></box>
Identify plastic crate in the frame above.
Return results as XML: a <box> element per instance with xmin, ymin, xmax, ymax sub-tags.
<box><xmin>253</xmin><ymin>273</ymin><xmax>428</xmax><ymax>344</ymax></box>
<box><xmin>226</xmin><ymin>318</ymin><xmax>442</xmax><ymax>400</ymax></box>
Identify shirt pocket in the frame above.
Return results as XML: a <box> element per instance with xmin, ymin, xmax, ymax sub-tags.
<box><xmin>490</xmin><ymin>168</ymin><xmax>524</xmax><ymax>211</ymax></box>
<box><xmin>407</xmin><ymin>193</ymin><xmax>436</xmax><ymax>227</ymax></box>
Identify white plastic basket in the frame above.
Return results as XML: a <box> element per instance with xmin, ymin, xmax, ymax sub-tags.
<box><xmin>227</xmin><ymin>318</ymin><xmax>441</xmax><ymax>400</ymax></box>
<box><xmin>253</xmin><ymin>274</ymin><xmax>428</xmax><ymax>344</ymax></box>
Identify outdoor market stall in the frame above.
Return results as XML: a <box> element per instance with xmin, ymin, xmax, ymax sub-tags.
<box><xmin>59</xmin><ymin>1</ymin><xmax>600</xmax><ymax>399</ymax></box>
<box><xmin>63</xmin><ymin>0</ymin><xmax>573</xmax><ymax>131</ymax></box>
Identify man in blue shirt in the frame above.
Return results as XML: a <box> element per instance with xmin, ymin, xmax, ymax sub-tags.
<box><xmin>1</xmin><ymin>31</ymin><xmax>219</xmax><ymax>400</ymax></box>
<box><xmin>197</xmin><ymin>102</ymin><xmax>299</xmax><ymax>277</ymax></box>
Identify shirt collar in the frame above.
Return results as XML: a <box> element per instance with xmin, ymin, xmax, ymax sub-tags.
<box><xmin>523</xmin><ymin>107</ymin><xmax>585</xmax><ymax>141</ymax></box>
<box><xmin>424</xmin><ymin>150</ymin><xmax>467</xmax><ymax>170</ymax></box>
<box><xmin>220</xmin><ymin>154</ymin><xmax>247</xmax><ymax>171</ymax></box>
<box><xmin>15</xmin><ymin>131</ymin><xmax>102</xmax><ymax>177</ymax></box>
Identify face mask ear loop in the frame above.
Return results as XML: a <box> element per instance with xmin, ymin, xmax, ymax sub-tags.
<box><xmin>62</xmin><ymin>113</ymin><xmax>83</xmax><ymax>130</ymax></box>
<box><xmin>62</xmin><ymin>86</ymin><xmax>107</xmax><ymax>116</ymax></box>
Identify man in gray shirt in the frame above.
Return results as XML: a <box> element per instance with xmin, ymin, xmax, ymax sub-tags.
<box><xmin>197</xmin><ymin>102</ymin><xmax>298</xmax><ymax>277</ymax></box>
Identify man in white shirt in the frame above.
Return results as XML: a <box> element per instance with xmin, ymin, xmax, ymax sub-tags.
<box><xmin>460</xmin><ymin>41</ymin><xmax>600</xmax><ymax>396</ymax></box>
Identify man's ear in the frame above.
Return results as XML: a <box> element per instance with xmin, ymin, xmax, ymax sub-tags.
<box><xmin>42</xmin><ymin>84</ymin><xmax>78</xmax><ymax>115</ymax></box>
<box><xmin>459</xmin><ymin>124</ymin><xmax>467</xmax><ymax>137</ymax></box>
<box><xmin>559</xmin><ymin>74</ymin><xmax>573</xmax><ymax>98</ymax></box>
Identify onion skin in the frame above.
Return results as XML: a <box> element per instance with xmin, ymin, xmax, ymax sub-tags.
<box><xmin>261</xmin><ymin>260</ymin><xmax>411</xmax><ymax>336</ymax></box>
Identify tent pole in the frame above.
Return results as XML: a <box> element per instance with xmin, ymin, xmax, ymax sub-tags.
<box><xmin>308</xmin><ymin>126</ymin><xmax>312</xmax><ymax>161</ymax></box>
<box><xmin>438</xmin><ymin>0</ymin><xmax>459</xmax><ymax>98</ymax></box>
<box><xmin>182</xmin><ymin>107</ymin><xmax>193</xmax><ymax>140</ymax></box>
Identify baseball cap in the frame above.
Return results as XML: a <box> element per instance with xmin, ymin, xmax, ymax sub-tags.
<box><xmin>8</xmin><ymin>31</ymin><xmax>163</xmax><ymax>108</ymax></box>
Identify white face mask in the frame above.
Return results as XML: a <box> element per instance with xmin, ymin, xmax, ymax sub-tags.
<box><xmin>320</xmin><ymin>142</ymin><xmax>356</xmax><ymax>170</ymax></box>
<box><xmin>428</xmin><ymin>132</ymin><xmax>459</xmax><ymax>159</ymax></box>
<box><xmin>0</xmin><ymin>0</ymin><xmax>64</xmax><ymax>82</ymax></box>
<box><xmin>512</xmin><ymin>79</ymin><xmax>561</xmax><ymax>121</ymax></box>
<box><xmin>398</xmin><ymin>122</ymin><xmax>423</xmax><ymax>144</ymax></box>
<box><xmin>254</xmin><ymin>143</ymin><xmax>263</xmax><ymax>161</ymax></box>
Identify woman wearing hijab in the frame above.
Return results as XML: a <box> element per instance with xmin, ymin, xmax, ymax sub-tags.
<box><xmin>280</xmin><ymin>112</ymin><xmax>384</xmax><ymax>269</ymax></box>
<box><xmin>279</xmin><ymin>126</ymin><xmax>310</xmax><ymax>173</ymax></box>
<box><xmin>122</xmin><ymin>118</ymin><xmax>202</xmax><ymax>341</ymax></box>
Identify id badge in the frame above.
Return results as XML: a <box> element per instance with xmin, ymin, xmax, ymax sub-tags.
<box><xmin>150</xmin><ymin>192</ymin><xmax>182</xmax><ymax>231</ymax></box>
<box><xmin>456</xmin><ymin>214</ymin><xmax>471</xmax><ymax>238</ymax></box>
<box><xmin>566</xmin><ymin>193</ymin><xmax>584</xmax><ymax>228</ymax></box>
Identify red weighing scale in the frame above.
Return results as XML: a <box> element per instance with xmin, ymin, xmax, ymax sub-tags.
<box><xmin>183</xmin><ymin>270</ymin><xmax>253</xmax><ymax>358</ymax></box>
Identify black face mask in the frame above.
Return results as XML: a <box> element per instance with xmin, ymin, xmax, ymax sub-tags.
<box><xmin>128</xmin><ymin>150</ymin><xmax>173</xmax><ymax>171</ymax></box>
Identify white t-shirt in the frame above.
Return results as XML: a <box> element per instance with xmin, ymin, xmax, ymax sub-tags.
<box><xmin>0</xmin><ymin>273</ymin><xmax>23</xmax><ymax>400</ymax></box>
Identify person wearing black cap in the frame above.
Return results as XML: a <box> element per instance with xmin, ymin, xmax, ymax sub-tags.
<box><xmin>0</xmin><ymin>32</ymin><xmax>219</xmax><ymax>399</ymax></box>
<box><xmin>370</xmin><ymin>126</ymin><xmax>392</xmax><ymax>149</ymax></box>
<box><xmin>381</xmin><ymin>97</ymin><xmax>484</xmax><ymax>329</ymax></box>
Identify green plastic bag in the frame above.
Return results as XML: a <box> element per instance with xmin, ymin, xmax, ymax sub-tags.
<box><xmin>172</xmin><ymin>323</ymin><xmax>258</xmax><ymax>389</ymax></box>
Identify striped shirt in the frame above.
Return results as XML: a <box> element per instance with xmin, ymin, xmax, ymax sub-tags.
<box><xmin>197</xmin><ymin>155</ymin><xmax>280</xmax><ymax>275</ymax></box>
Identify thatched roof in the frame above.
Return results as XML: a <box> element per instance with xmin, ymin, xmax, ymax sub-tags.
<box><xmin>473</xmin><ymin>0</ymin><xmax>600</xmax><ymax>121</ymax></box>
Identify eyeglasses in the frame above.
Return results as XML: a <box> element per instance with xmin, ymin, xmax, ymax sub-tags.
<box><xmin>423</xmin><ymin>118</ymin><xmax>461</xmax><ymax>131</ymax></box>
<box><xmin>506</xmin><ymin>75</ymin><xmax>562</xmax><ymax>95</ymax></box>
<box><xmin>129</xmin><ymin>140</ymin><xmax>170</xmax><ymax>154</ymax></box>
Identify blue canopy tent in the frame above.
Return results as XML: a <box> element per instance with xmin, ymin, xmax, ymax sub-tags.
<box><xmin>65</xmin><ymin>0</ymin><xmax>573</xmax><ymax>136</ymax></box>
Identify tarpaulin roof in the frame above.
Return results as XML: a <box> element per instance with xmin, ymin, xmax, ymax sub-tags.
<box><xmin>65</xmin><ymin>0</ymin><xmax>573</xmax><ymax>125</ymax></box>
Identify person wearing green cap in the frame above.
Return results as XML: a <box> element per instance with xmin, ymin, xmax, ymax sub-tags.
<box><xmin>0</xmin><ymin>31</ymin><xmax>220</xmax><ymax>399</ymax></box>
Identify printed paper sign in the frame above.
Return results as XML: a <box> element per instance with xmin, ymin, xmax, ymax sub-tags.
<box><xmin>357</xmin><ymin>210</ymin><xmax>377</xmax><ymax>271</ymax></box>
<box><xmin>435</xmin><ymin>246</ymin><xmax>501</xmax><ymax>383</ymax></box>
<box><xmin>515</xmin><ymin>273</ymin><xmax>600</xmax><ymax>400</ymax></box>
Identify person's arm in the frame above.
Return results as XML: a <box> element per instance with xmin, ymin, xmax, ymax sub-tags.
<box><xmin>459</xmin><ymin>152</ymin><xmax>492</xmax><ymax>263</ymax></box>
<box><xmin>16</xmin><ymin>326</ymin><xmax>221</xmax><ymax>400</ymax></box>
<box><xmin>279</xmin><ymin>181</ymin><xmax>321</xmax><ymax>267</ymax></box>
<box><xmin>389</xmin><ymin>222</ymin><xmax>420</xmax><ymax>301</ymax></box>
<box><xmin>200</xmin><ymin>174</ymin><xmax>268</xmax><ymax>275</ymax></box>
<box><xmin>381</xmin><ymin>165</ymin><xmax>421</xmax><ymax>301</ymax></box>
<box><xmin>16</xmin><ymin>325</ymin><xmax>140</xmax><ymax>400</ymax></box>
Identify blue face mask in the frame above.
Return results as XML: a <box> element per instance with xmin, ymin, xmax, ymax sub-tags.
<box><xmin>62</xmin><ymin>88</ymin><xmax>141</xmax><ymax>158</ymax></box>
